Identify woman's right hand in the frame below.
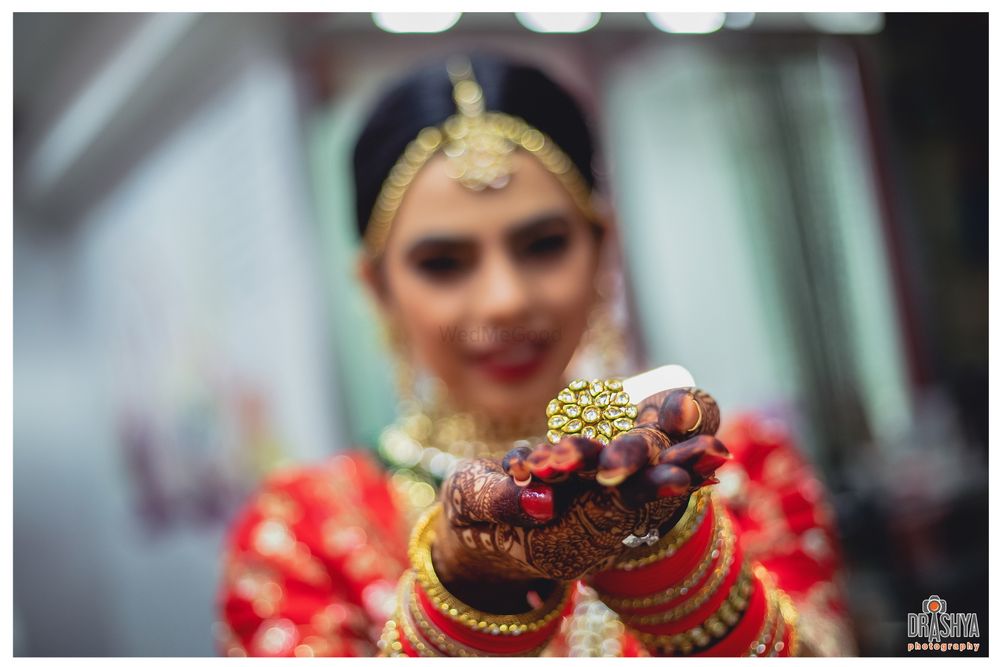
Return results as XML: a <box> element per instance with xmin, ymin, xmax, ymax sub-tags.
<box><xmin>433</xmin><ymin>388</ymin><xmax>731</xmax><ymax>587</ymax></box>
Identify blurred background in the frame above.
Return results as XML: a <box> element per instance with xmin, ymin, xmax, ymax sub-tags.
<box><xmin>13</xmin><ymin>12</ymin><xmax>987</xmax><ymax>656</ymax></box>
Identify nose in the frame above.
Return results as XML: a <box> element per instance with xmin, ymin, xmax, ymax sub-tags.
<box><xmin>470</xmin><ymin>248</ymin><xmax>531</xmax><ymax>326</ymax></box>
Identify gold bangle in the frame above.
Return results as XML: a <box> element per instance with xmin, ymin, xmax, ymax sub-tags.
<box><xmin>409</xmin><ymin>503</ymin><xmax>571</xmax><ymax>635</ymax></box>
<box><xmin>746</xmin><ymin>575</ymin><xmax>780</xmax><ymax>656</ymax></box>
<box><xmin>634</xmin><ymin>560</ymin><xmax>754</xmax><ymax>654</ymax></box>
<box><xmin>600</xmin><ymin>501</ymin><xmax>725</xmax><ymax>610</ymax></box>
<box><xmin>616</xmin><ymin>512</ymin><xmax>736</xmax><ymax>625</ymax></box>
<box><xmin>398</xmin><ymin>602</ymin><xmax>444</xmax><ymax>657</ymax></box>
<box><xmin>377</xmin><ymin>617</ymin><xmax>405</xmax><ymax>657</ymax></box>
<box><xmin>764</xmin><ymin>602</ymin><xmax>787</xmax><ymax>657</ymax></box>
<box><xmin>746</xmin><ymin>568</ymin><xmax>801</xmax><ymax>657</ymax></box>
<box><xmin>776</xmin><ymin>587</ymin><xmax>800</xmax><ymax>656</ymax></box>
<box><xmin>387</xmin><ymin>568</ymin><xmax>443</xmax><ymax>656</ymax></box>
<box><xmin>613</xmin><ymin>489</ymin><xmax>711</xmax><ymax>571</ymax></box>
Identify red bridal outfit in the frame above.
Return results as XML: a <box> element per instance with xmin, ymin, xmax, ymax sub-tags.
<box><xmin>215</xmin><ymin>412</ymin><xmax>856</xmax><ymax>657</ymax></box>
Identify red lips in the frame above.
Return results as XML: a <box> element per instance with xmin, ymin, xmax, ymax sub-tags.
<box><xmin>470</xmin><ymin>340</ymin><xmax>551</xmax><ymax>384</ymax></box>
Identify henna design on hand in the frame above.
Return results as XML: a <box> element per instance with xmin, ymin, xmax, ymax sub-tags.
<box><xmin>436</xmin><ymin>388</ymin><xmax>732</xmax><ymax>585</ymax></box>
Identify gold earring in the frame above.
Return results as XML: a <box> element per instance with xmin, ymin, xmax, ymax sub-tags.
<box><xmin>380</xmin><ymin>317</ymin><xmax>417</xmax><ymax>404</ymax></box>
<box><xmin>578</xmin><ymin>276</ymin><xmax>631</xmax><ymax>379</ymax></box>
<box><xmin>592</xmin><ymin>298</ymin><xmax>628</xmax><ymax>377</ymax></box>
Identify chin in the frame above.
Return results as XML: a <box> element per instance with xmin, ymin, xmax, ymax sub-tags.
<box><xmin>472</xmin><ymin>379</ymin><xmax>558</xmax><ymax>421</ymax></box>
<box><xmin>476</xmin><ymin>401</ymin><xmax>543</xmax><ymax>424</ymax></box>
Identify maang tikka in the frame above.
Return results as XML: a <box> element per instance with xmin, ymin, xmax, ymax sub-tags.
<box><xmin>363</xmin><ymin>56</ymin><xmax>600</xmax><ymax>258</ymax></box>
<box><xmin>442</xmin><ymin>56</ymin><xmax>517</xmax><ymax>191</ymax></box>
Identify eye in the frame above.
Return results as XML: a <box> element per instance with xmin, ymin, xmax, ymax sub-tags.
<box><xmin>521</xmin><ymin>233</ymin><xmax>569</xmax><ymax>261</ymax></box>
<box><xmin>414</xmin><ymin>254</ymin><xmax>469</xmax><ymax>281</ymax></box>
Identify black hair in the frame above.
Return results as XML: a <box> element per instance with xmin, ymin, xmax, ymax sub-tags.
<box><xmin>351</xmin><ymin>52</ymin><xmax>597</xmax><ymax>240</ymax></box>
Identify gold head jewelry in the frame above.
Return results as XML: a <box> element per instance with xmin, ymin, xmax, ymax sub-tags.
<box><xmin>364</xmin><ymin>56</ymin><xmax>599</xmax><ymax>257</ymax></box>
<box><xmin>443</xmin><ymin>56</ymin><xmax>516</xmax><ymax>191</ymax></box>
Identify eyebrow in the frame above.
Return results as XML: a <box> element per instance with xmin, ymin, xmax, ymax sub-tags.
<box><xmin>405</xmin><ymin>236</ymin><xmax>475</xmax><ymax>261</ymax></box>
<box><xmin>404</xmin><ymin>210</ymin><xmax>573</xmax><ymax>258</ymax></box>
<box><xmin>505</xmin><ymin>211</ymin><xmax>571</xmax><ymax>244</ymax></box>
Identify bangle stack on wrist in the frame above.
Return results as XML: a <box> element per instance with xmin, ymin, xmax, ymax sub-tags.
<box><xmin>378</xmin><ymin>495</ymin><xmax>801</xmax><ymax>658</ymax></box>
<box><xmin>616</xmin><ymin>515</ymin><xmax>737</xmax><ymax>626</ymax></box>
<box><xmin>589</xmin><ymin>489</ymin><xmax>798</xmax><ymax>656</ymax></box>
<box><xmin>614</xmin><ymin>488</ymin><xmax>710</xmax><ymax>572</ymax></box>
<box><xmin>380</xmin><ymin>503</ymin><xmax>571</xmax><ymax>657</ymax></box>
<box><xmin>591</xmin><ymin>491</ymin><xmax>749</xmax><ymax>654</ymax></box>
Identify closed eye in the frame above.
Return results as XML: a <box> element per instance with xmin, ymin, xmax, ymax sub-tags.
<box><xmin>406</xmin><ymin>237</ymin><xmax>476</xmax><ymax>283</ymax></box>
<box><xmin>522</xmin><ymin>233</ymin><xmax>569</xmax><ymax>260</ymax></box>
<box><xmin>416</xmin><ymin>254</ymin><xmax>468</xmax><ymax>278</ymax></box>
<box><xmin>508</xmin><ymin>214</ymin><xmax>573</xmax><ymax>264</ymax></box>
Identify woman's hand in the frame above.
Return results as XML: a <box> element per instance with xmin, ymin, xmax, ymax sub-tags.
<box><xmin>433</xmin><ymin>388</ymin><xmax>731</xmax><ymax>589</ymax></box>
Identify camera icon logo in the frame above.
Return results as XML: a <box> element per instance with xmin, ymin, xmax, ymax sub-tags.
<box><xmin>922</xmin><ymin>595</ymin><xmax>946</xmax><ymax>614</ymax></box>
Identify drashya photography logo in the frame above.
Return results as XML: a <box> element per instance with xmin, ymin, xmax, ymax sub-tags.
<box><xmin>907</xmin><ymin>595</ymin><xmax>980</xmax><ymax>653</ymax></box>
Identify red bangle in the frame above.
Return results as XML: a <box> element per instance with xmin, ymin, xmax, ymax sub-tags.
<box><xmin>391</xmin><ymin>570</ymin><xmax>541</xmax><ymax>657</ymax></box>
<box><xmin>591</xmin><ymin>493</ymin><xmax>715</xmax><ymax>598</ymax></box>
<box><xmin>628</xmin><ymin>548</ymin><xmax>746</xmax><ymax>635</ymax></box>
<box><xmin>615</xmin><ymin>520</ymin><xmax>735</xmax><ymax>623</ymax></box>
<box><xmin>700</xmin><ymin>570</ymin><xmax>768</xmax><ymax>656</ymax></box>
<box><xmin>396</xmin><ymin>626</ymin><xmax>417</xmax><ymax>656</ymax></box>
<box><xmin>414</xmin><ymin>576</ymin><xmax>562</xmax><ymax>654</ymax></box>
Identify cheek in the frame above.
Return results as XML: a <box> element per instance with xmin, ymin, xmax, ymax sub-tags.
<box><xmin>388</xmin><ymin>271</ymin><xmax>468</xmax><ymax>369</ymax></box>
<box><xmin>535</xmin><ymin>243</ymin><xmax>598</xmax><ymax>329</ymax></box>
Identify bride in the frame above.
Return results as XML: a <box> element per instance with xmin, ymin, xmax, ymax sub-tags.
<box><xmin>215</xmin><ymin>52</ymin><xmax>855</xmax><ymax>657</ymax></box>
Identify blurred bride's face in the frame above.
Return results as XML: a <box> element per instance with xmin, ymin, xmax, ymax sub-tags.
<box><xmin>362</xmin><ymin>150</ymin><xmax>602</xmax><ymax>420</ymax></box>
